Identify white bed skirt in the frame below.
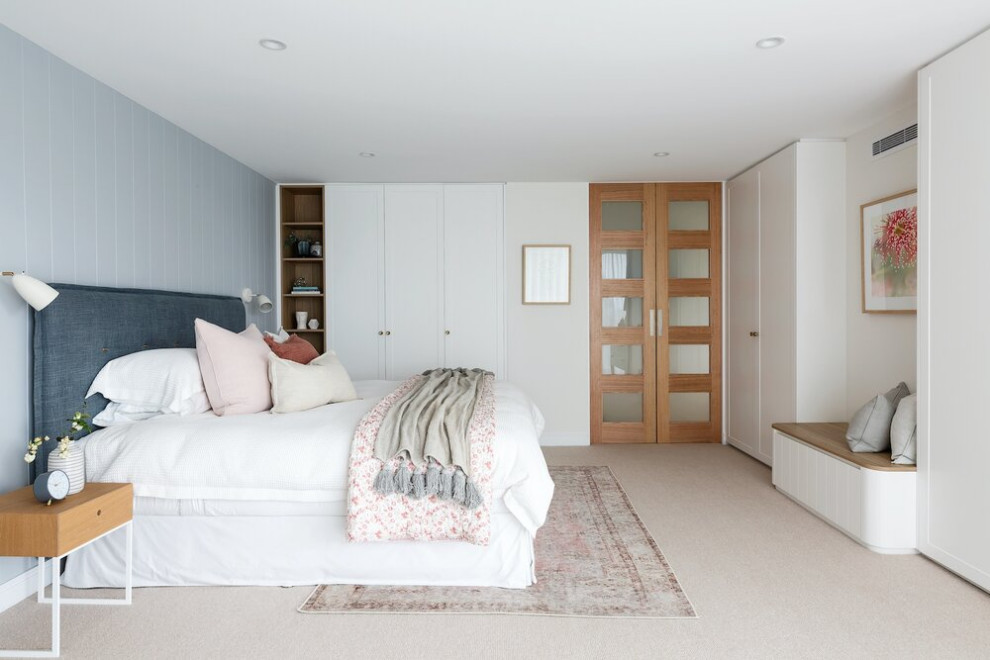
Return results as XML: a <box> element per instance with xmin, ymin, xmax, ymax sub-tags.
<box><xmin>62</xmin><ymin>509</ymin><xmax>536</xmax><ymax>589</ymax></box>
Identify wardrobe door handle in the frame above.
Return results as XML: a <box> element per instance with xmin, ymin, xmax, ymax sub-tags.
<box><xmin>378</xmin><ymin>331</ymin><xmax>384</xmax><ymax>336</ymax></box>
<box><xmin>444</xmin><ymin>330</ymin><xmax>451</xmax><ymax>335</ymax></box>
<box><xmin>385</xmin><ymin>330</ymin><xmax>391</xmax><ymax>336</ymax></box>
<box><xmin>750</xmin><ymin>331</ymin><xmax>759</xmax><ymax>337</ymax></box>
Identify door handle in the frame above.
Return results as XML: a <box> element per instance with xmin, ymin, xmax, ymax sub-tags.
<box><xmin>649</xmin><ymin>310</ymin><xmax>656</xmax><ymax>337</ymax></box>
<box><xmin>749</xmin><ymin>331</ymin><xmax>759</xmax><ymax>337</ymax></box>
<box><xmin>657</xmin><ymin>309</ymin><xmax>663</xmax><ymax>337</ymax></box>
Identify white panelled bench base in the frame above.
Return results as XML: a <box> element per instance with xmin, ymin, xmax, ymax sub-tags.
<box><xmin>771</xmin><ymin>423</ymin><xmax>917</xmax><ymax>555</ymax></box>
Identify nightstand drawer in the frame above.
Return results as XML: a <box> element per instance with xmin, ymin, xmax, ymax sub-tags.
<box><xmin>0</xmin><ymin>483</ymin><xmax>133</xmax><ymax>557</ymax></box>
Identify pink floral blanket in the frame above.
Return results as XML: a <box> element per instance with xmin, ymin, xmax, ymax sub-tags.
<box><xmin>346</xmin><ymin>374</ymin><xmax>496</xmax><ymax>545</ymax></box>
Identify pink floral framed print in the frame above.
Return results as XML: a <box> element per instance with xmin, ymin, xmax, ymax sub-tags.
<box><xmin>861</xmin><ymin>189</ymin><xmax>917</xmax><ymax>313</ymax></box>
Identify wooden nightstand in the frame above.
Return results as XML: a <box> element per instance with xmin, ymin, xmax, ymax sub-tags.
<box><xmin>0</xmin><ymin>482</ymin><xmax>133</xmax><ymax>658</ymax></box>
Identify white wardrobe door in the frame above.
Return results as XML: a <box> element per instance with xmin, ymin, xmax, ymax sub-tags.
<box><xmin>918</xmin><ymin>32</ymin><xmax>990</xmax><ymax>592</ymax></box>
<box><xmin>726</xmin><ymin>169</ymin><xmax>763</xmax><ymax>462</ymax></box>
<box><xmin>384</xmin><ymin>185</ymin><xmax>443</xmax><ymax>379</ymax></box>
<box><xmin>327</xmin><ymin>185</ymin><xmax>385</xmax><ymax>380</ymax></box>
<box><xmin>758</xmin><ymin>145</ymin><xmax>797</xmax><ymax>464</ymax></box>
<box><xmin>443</xmin><ymin>185</ymin><xmax>503</xmax><ymax>374</ymax></box>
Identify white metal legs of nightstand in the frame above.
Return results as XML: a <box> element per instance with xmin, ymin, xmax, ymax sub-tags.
<box><xmin>0</xmin><ymin>521</ymin><xmax>132</xmax><ymax>658</ymax></box>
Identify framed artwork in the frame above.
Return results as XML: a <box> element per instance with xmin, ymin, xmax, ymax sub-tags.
<box><xmin>523</xmin><ymin>245</ymin><xmax>571</xmax><ymax>304</ymax></box>
<box><xmin>861</xmin><ymin>190</ymin><xmax>918</xmax><ymax>313</ymax></box>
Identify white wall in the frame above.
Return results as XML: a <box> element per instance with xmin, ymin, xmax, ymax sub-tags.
<box><xmin>0</xmin><ymin>25</ymin><xmax>275</xmax><ymax>587</ymax></box>
<box><xmin>505</xmin><ymin>183</ymin><xmax>590</xmax><ymax>445</ymax></box>
<box><xmin>845</xmin><ymin>105</ymin><xmax>918</xmax><ymax>415</ymax></box>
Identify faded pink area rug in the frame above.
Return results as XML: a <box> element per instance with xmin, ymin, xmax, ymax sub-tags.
<box><xmin>299</xmin><ymin>466</ymin><xmax>695</xmax><ymax>618</ymax></box>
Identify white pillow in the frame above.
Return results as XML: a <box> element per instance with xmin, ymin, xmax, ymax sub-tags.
<box><xmin>87</xmin><ymin>348</ymin><xmax>208</xmax><ymax>414</ymax></box>
<box><xmin>264</xmin><ymin>328</ymin><xmax>290</xmax><ymax>344</ymax></box>
<box><xmin>269</xmin><ymin>350</ymin><xmax>358</xmax><ymax>414</ymax></box>
<box><xmin>92</xmin><ymin>392</ymin><xmax>212</xmax><ymax>427</ymax></box>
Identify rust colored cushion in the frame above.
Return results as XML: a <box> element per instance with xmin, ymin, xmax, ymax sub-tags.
<box><xmin>264</xmin><ymin>334</ymin><xmax>320</xmax><ymax>364</ymax></box>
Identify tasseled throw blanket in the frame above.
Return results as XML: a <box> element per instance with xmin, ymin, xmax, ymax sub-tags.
<box><xmin>346</xmin><ymin>368</ymin><xmax>497</xmax><ymax>545</ymax></box>
<box><xmin>372</xmin><ymin>368</ymin><xmax>489</xmax><ymax>508</ymax></box>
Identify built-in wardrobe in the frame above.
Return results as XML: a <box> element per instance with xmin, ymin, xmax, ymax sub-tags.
<box><xmin>918</xmin><ymin>28</ymin><xmax>990</xmax><ymax>593</ymax></box>
<box><xmin>323</xmin><ymin>183</ymin><xmax>505</xmax><ymax>381</ymax></box>
<box><xmin>589</xmin><ymin>183</ymin><xmax>722</xmax><ymax>444</ymax></box>
<box><xmin>724</xmin><ymin>141</ymin><xmax>847</xmax><ymax>465</ymax></box>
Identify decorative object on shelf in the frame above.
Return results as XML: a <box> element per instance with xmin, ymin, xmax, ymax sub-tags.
<box><xmin>1</xmin><ymin>270</ymin><xmax>60</xmax><ymax>310</ymax></box>
<box><xmin>25</xmin><ymin>410</ymin><xmax>92</xmax><ymax>495</ymax></box>
<box><xmin>523</xmin><ymin>244</ymin><xmax>571</xmax><ymax>304</ymax></box>
<box><xmin>308</xmin><ymin>318</ymin><xmax>320</xmax><ymax>330</ymax></box>
<box><xmin>32</xmin><ymin>469</ymin><xmax>69</xmax><ymax>505</ymax></box>
<box><xmin>310</xmin><ymin>241</ymin><xmax>322</xmax><ymax>258</ymax></box>
<box><xmin>284</xmin><ymin>232</ymin><xmax>299</xmax><ymax>253</ymax></box>
<box><xmin>295</xmin><ymin>311</ymin><xmax>309</xmax><ymax>329</ymax></box>
<box><xmin>297</xmin><ymin>236</ymin><xmax>311</xmax><ymax>257</ymax></box>
<box><xmin>861</xmin><ymin>189</ymin><xmax>917</xmax><ymax>313</ymax></box>
<box><xmin>240</xmin><ymin>288</ymin><xmax>273</xmax><ymax>313</ymax></box>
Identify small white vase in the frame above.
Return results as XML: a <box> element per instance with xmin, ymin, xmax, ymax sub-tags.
<box><xmin>47</xmin><ymin>447</ymin><xmax>85</xmax><ymax>495</ymax></box>
<box><xmin>295</xmin><ymin>311</ymin><xmax>309</xmax><ymax>329</ymax></box>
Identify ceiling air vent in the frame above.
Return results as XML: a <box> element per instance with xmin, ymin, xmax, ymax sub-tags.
<box><xmin>872</xmin><ymin>123</ymin><xmax>918</xmax><ymax>158</ymax></box>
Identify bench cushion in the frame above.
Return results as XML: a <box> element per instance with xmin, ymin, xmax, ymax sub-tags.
<box><xmin>846</xmin><ymin>382</ymin><xmax>910</xmax><ymax>452</ymax></box>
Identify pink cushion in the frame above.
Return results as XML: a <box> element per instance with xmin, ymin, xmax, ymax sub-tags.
<box><xmin>264</xmin><ymin>334</ymin><xmax>320</xmax><ymax>364</ymax></box>
<box><xmin>194</xmin><ymin>319</ymin><xmax>272</xmax><ymax>416</ymax></box>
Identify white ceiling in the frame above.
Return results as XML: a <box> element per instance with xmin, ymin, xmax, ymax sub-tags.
<box><xmin>2</xmin><ymin>1</ymin><xmax>988</xmax><ymax>183</ymax></box>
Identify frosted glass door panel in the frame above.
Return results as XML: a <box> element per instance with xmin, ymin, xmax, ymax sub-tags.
<box><xmin>670</xmin><ymin>297</ymin><xmax>710</xmax><ymax>326</ymax></box>
<box><xmin>670</xmin><ymin>393</ymin><xmax>710</xmax><ymax>422</ymax></box>
<box><xmin>669</xmin><ymin>201</ymin><xmax>709</xmax><ymax>230</ymax></box>
<box><xmin>602</xmin><ymin>202</ymin><xmax>643</xmax><ymax>231</ymax></box>
<box><xmin>603</xmin><ymin>393</ymin><xmax>644</xmax><ymax>422</ymax></box>
<box><xmin>602</xmin><ymin>250</ymin><xmax>643</xmax><ymax>279</ymax></box>
<box><xmin>669</xmin><ymin>249</ymin><xmax>710</xmax><ymax>278</ymax></box>
<box><xmin>670</xmin><ymin>345</ymin><xmax>710</xmax><ymax>374</ymax></box>
<box><xmin>602</xmin><ymin>345</ymin><xmax>643</xmax><ymax>375</ymax></box>
<box><xmin>602</xmin><ymin>297</ymin><xmax>643</xmax><ymax>327</ymax></box>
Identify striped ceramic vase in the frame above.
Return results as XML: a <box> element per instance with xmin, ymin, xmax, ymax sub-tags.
<box><xmin>47</xmin><ymin>447</ymin><xmax>86</xmax><ymax>495</ymax></box>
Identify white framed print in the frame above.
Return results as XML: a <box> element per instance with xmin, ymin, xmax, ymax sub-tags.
<box><xmin>523</xmin><ymin>245</ymin><xmax>571</xmax><ymax>304</ymax></box>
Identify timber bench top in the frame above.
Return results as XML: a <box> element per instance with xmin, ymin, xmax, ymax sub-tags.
<box><xmin>772</xmin><ymin>422</ymin><xmax>917</xmax><ymax>473</ymax></box>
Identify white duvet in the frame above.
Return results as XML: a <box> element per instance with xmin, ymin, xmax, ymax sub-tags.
<box><xmin>80</xmin><ymin>380</ymin><xmax>554</xmax><ymax>535</ymax></box>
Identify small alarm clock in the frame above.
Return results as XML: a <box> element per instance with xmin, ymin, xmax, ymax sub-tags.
<box><xmin>33</xmin><ymin>470</ymin><xmax>70</xmax><ymax>505</ymax></box>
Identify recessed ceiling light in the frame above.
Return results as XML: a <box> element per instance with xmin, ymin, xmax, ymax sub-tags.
<box><xmin>653</xmin><ymin>152</ymin><xmax>670</xmax><ymax>158</ymax></box>
<box><xmin>755</xmin><ymin>36</ymin><xmax>785</xmax><ymax>49</ymax></box>
<box><xmin>259</xmin><ymin>39</ymin><xmax>287</xmax><ymax>51</ymax></box>
<box><xmin>359</xmin><ymin>152</ymin><xmax>376</xmax><ymax>158</ymax></box>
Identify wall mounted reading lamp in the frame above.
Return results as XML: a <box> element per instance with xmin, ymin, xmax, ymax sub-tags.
<box><xmin>2</xmin><ymin>271</ymin><xmax>59</xmax><ymax>311</ymax></box>
<box><xmin>241</xmin><ymin>288</ymin><xmax>273</xmax><ymax>313</ymax></box>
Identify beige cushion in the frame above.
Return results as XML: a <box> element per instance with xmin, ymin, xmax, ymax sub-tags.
<box><xmin>846</xmin><ymin>382</ymin><xmax>910</xmax><ymax>452</ymax></box>
<box><xmin>890</xmin><ymin>394</ymin><xmax>917</xmax><ymax>465</ymax></box>
<box><xmin>268</xmin><ymin>350</ymin><xmax>358</xmax><ymax>414</ymax></box>
<box><xmin>194</xmin><ymin>319</ymin><xmax>272</xmax><ymax>416</ymax></box>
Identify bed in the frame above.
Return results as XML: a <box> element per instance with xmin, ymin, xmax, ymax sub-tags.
<box><xmin>32</xmin><ymin>284</ymin><xmax>553</xmax><ymax>589</ymax></box>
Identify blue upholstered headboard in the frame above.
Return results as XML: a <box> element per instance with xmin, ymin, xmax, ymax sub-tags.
<box><xmin>31</xmin><ymin>284</ymin><xmax>244</xmax><ymax>478</ymax></box>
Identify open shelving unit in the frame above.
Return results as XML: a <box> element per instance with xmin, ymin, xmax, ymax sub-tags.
<box><xmin>278</xmin><ymin>186</ymin><xmax>325</xmax><ymax>353</ymax></box>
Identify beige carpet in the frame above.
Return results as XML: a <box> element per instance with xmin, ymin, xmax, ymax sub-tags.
<box><xmin>300</xmin><ymin>466</ymin><xmax>695</xmax><ymax>618</ymax></box>
<box><xmin>3</xmin><ymin>445</ymin><xmax>990</xmax><ymax>659</ymax></box>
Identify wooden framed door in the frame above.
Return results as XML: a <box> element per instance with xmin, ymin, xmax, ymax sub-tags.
<box><xmin>661</xmin><ymin>183</ymin><xmax>722</xmax><ymax>442</ymax></box>
<box><xmin>590</xmin><ymin>184</ymin><xmax>658</xmax><ymax>443</ymax></box>
<box><xmin>590</xmin><ymin>182</ymin><xmax>722</xmax><ymax>444</ymax></box>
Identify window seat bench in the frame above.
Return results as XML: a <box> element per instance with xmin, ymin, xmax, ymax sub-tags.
<box><xmin>771</xmin><ymin>422</ymin><xmax>917</xmax><ymax>554</ymax></box>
